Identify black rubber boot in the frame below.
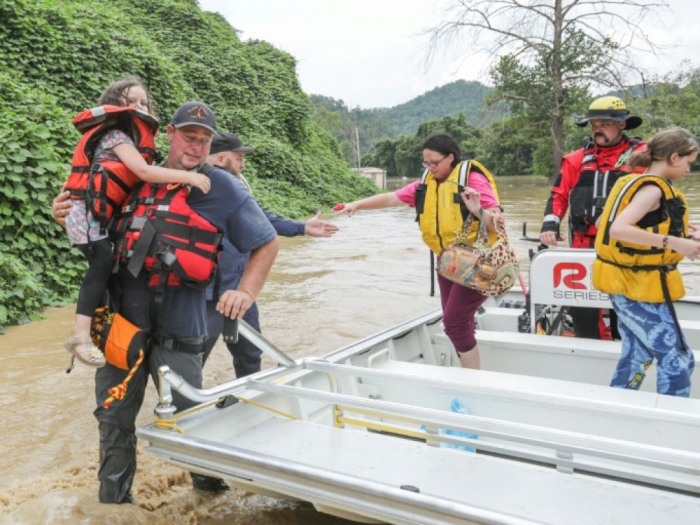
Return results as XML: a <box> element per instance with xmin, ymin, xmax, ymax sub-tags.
<box><xmin>97</xmin><ymin>422</ymin><xmax>137</xmax><ymax>504</ymax></box>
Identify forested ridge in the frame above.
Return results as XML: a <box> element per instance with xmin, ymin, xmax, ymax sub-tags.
<box><xmin>310</xmin><ymin>80</ymin><xmax>506</xmax><ymax>166</ymax></box>
<box><xmin>359</xmin><ymin>69</ymin><xmax>700</xmax><ymax>179</ymax></box>
<box><xmin>0</xmin><ymin>0</ymin><xmax>377</xmax><ymax>327</ymax></box>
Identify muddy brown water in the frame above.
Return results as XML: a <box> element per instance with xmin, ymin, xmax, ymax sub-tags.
<box><xmin>2</xmin><ymin>175</ymin><xmax>700</xmax><ymax>524</ymax></box>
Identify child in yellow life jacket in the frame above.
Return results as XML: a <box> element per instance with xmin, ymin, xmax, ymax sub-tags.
<box><xmin>593</xmin><ymin>127</ymin><xmax>700</xmax><ymax>397</ymax></box>
<box><xmin>61</xmin><ymin>77</ymin><xmax>213</xmax><ymax>368</ymax></box>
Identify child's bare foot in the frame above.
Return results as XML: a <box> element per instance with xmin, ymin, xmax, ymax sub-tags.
<box><xmin>64</xmin><ymin>337</ymin><xmax>106</xmax><ymax>367</ymax></box>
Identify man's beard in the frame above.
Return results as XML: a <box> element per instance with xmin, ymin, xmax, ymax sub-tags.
<box><xmin>224</xmin><ymin>159</ymin><xmax>239</xmax><ymax>176</ymax></box>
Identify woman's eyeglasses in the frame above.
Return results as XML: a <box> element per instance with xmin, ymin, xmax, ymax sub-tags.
<box><xmin>421</xmin><ymin>155</ymin><xmax>447</xmax><ymax>169</ymax></box>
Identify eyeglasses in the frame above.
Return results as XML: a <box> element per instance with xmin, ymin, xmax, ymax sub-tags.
<box><xmin>421</xmin><ymin>156</ymin><xmax>447</xmax><ymax>169</ymax></box>
<box><xmin>179</xmin><ymin>132</ymin><xmax>213</xmax><ymax>147</ymax></box>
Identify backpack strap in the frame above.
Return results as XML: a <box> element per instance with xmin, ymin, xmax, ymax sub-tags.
<box><xmin>453</xmin><ymin>160</ymin><xmax>471</xmax><ymax>221</ymax></box>
<box><xmin>414</xmin><ymin>168</ymin><xmax>430</xmax><ymax>221</ymax></box>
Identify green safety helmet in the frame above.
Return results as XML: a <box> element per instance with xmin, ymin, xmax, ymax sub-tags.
<box><xmin>575</xmin><ymin>96</ymin><xmax>642</xmax><ymax>130</ymax></box>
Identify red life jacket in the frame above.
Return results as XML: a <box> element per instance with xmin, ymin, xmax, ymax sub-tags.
<box><xmin>113</xmin><ymin>164</ymin><xmax>222</xmax><ymax>292</ymax></box>
<box><xmin>64</xmin><ymin>105</ymin><xmax>160</xmax><ymax>233</ymax></box>
<box><xmin>567</xmin><ymin>134</ymin><xmax>646</xmax><ymax>236</ymax></box>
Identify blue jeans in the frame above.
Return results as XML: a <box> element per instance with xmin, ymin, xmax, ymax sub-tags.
<box><xmin>610</xmin><ymin>294</ymin><xmax>695</xmax><ymax>397</ymax></box>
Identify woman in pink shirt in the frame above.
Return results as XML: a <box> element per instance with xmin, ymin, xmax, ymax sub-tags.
<box><xmin>338</xmin><ymin>134</ymin><xmax>503</xmax><ymax>369</ymax></box>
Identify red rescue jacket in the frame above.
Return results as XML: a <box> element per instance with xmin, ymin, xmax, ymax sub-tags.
<box><xmin>544</xmin><ymin>135</ymin><xmax>646</xmax><ymax>247</ymax></box>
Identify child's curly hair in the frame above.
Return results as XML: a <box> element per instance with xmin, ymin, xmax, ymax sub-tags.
<box><xmin>97</xmin><ymin>76</ymin><xmax>154</xmax><ymax>115</ymax></box>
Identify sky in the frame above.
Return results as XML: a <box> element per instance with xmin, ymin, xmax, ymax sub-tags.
<box><xmin>198</xmin><ymin>0</ymin><xmax>700</xmax><ymax>109</ymax></box>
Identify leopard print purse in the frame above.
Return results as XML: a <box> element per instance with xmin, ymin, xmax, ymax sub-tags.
<box><xmin>438</xmin><ymin>209</ymin><xmax>519</xmax><ymax>297</ymax></box>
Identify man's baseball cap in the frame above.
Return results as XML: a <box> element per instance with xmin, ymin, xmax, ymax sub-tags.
<box><xmin>170</xmin><ymin>101</ymin><xmax>218</xmax><ymax>134</ymax></box>
<box><xmin>210</xmin><ymin>132</ymin><xmax>255</xmax><ymax>154</ymax></box>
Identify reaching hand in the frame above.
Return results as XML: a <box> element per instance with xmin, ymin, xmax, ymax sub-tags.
<box><xmin>52</xmin><ymin>190</ymin><xmax>73</xmax><ymax>227</ymax></box>
<box><xmin>188</xmin><ymin>173</ymin><xmax>211</xmax><ymax>194</ymax></box>
<box><xmin>669</xmin><ymin>237</ymin><xmax>700</xmax><ymax>260</ymax></box>
<box><xmin>688</xmin><ymin>224</ymin><xmax>700</xmax><ymax>241</ymax></box>
<box><xmin>305</xmin><ymin>212</ymin><xmax>339</xmax><ymax>237</ymax></box>
<box><xmin>335</xmin><ymin>202</ymin><xmax>360</xmax><ymax>217</ymax></box>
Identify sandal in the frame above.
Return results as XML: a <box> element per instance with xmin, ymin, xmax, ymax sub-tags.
<box><xmin>64</xmin><ymin>337</ymin><xmax>106</xmax><ymax>368</ymax></box>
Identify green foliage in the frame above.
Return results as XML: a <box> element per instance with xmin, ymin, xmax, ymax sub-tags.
<box><xmin>0</xmin><ymin>0</ymin><xmax>376</xmax><ymax>325</ymax></box>
<box><xmin>628</xmin><ymin>66</ymin><xmax>700</xmax><ymax>139</ymax></box>
<box><xmin>489</xmin><ymin>29</ymin><xmax>608</xmax><ymax>123</ymax></box>
<box><xmin>475</xmin><ymin>116</ymin><xmax>538</xmax><ymax>176</ymax></box>
<box><xmin>382</xmin><ymin>80</ymin><xmax>505</xmax><ymax>135</ymax></box>
<box><xmin>0</xmin><ymin>69</ymin><xmax>84</xmax><ymax>325</ymax></box>
<box><xmin>362</xmin><ymin>113</ymin><xmax>483</xmax><ymax>177</ymax></box>
<box><xmin>488</xmin><ymin>26</ymin><xmax>622</xmax><ymax>176</ymax></box>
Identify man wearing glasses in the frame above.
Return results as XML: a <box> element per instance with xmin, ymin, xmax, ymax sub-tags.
<box><xmin>53</xmin><ymin>102</ymin><xmax>280</xmax><ymax>501</ymax></box>
<box><xmin>539</xmin><ymin>96</ymin><xmax>646</xmax><ymax>339</ymax></box>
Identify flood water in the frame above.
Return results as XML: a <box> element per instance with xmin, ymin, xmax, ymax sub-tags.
<box><xmin>2</xmin><ymin>175</ymin><xmax>700</xmax><ymax>523</ymax></box>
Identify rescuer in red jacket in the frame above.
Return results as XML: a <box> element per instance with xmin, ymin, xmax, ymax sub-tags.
<box><xmin>539</xmin><ymin>96</ymin><xmax>646</xmax><ymax>338</ymax></box>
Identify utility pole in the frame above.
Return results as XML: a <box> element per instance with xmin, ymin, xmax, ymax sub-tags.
<box><xmin>355</xmin><ymin>126</ymin><xmax>361</xmax><ymax>170</ymax></box>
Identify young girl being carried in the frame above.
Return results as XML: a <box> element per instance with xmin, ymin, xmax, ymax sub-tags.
<box><xmin>63</xmin><ymin>76</ymin><xmax>211</xmax><ymax>368</ymax></box>
<box><xmin>593</xmin><ymin>127</ymin><xmax>700</xmax><ymax>397</ymax></box>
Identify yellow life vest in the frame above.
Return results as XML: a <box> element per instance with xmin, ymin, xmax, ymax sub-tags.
<box><xmin>416</xmin><ymin>160</ymin><xmax>501</xmax><ymax>255</ymax></box>
<box><xmin>593</xmin><ymin>174</ymin><xmax>688</xmax><ymax>302</ymax></box>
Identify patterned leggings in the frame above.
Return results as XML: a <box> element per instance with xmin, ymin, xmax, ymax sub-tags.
<box><xmin>610</xmin><ymin>294</ymin><xmax>695</xmax><ymax>397</ymax></box>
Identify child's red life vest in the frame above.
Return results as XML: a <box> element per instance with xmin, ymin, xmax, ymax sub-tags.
<box><xmin>113</xmin><ymin>165</ymin><xmax>222</xmax><ymax>293</ymax></box>
<box><xmin>64</xmin><ymin>105</ymin><xmax>160</xmax><ymax>233</ymax></box>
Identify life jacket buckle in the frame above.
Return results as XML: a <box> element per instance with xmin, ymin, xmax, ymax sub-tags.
<box><xmin>159</xmin><ymin>250</ymin><xmax>177</xmax><ymax>268</ymax></box>
<box><xmin>130</xmin><ymin>215</ymin><xmax>147</xmax><ymax>231</ymax></box>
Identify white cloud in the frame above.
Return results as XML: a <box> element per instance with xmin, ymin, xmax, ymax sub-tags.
<box><xmin>200</xmin><ymin>0</ymin><xmax>700</xmax><ymax>108</ymax></box>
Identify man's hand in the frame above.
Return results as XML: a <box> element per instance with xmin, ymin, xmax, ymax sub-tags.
<box><xmin>216</xmin><ymin>289</ymin><xmax>254</xmax><ymax>320</ymax></box>
<box><xmin>52</xmin><ymin>191</ymin><xmax>72</xmax><ymax>227</ymax></box>
<box><xmin>539</xmin><ymin>231</ymin><xmax>559</xmax><ymax>246</ymax></box>
<box><xmin>305</xmin><ymin>212</ymin><xmax>339</xmax><ymax>237</ymax></box>
<box><xmin>539</xmin><ymin>218</ymin><xmax>561</xmax><ymax>246</ymax></box>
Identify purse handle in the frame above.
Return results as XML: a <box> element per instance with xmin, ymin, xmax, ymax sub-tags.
<box><xmin>453</xmin><ymin>207</ymin><xmax>489</xmax><ymax>247</ymax></box>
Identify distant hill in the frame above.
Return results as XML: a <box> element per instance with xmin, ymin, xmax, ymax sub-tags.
<box><xmin>373</xmin><ymin>80</ymin><xmax>499</xmax><ymax>135</ymax></box>
<box><xmin>310</xmin><ymin>80</ymin><xmax>507</xmax><ymax>166</ymax></box>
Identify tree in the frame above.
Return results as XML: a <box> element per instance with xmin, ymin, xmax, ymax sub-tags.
<box><xmin>363</xmin><ymin>138</ymin><xmax>398</xmax><ymax>176</ymax></box>
<box><xmin>631</xmin><ymin>65</ymin><xmax>700</xmax><ymax>136</ymax></box>
<box><xmin>363</xmin><ymin>113</ymin><xmax>483</xmax><ymax>178</ymax></box>
<box><xmin>428</xmin><ymin>0</ymin><xmax>668</xmax><ymax>180</ymax></box>
<box><xmin>476</xmin><ymin>115</ymin><xmax>538</xmax><ymax>176</ymax></box>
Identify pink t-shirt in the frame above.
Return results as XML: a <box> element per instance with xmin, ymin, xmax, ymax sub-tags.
<box><xmin>395</xmin><ymin>171</ymin><xmax>499</xmax><ymax>209</ymax></box>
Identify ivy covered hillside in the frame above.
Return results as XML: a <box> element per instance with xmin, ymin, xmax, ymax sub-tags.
<box><xmin>0</xmin><ymin>0</ymin><xmax>377</xmax><ymax>327</ymax></box>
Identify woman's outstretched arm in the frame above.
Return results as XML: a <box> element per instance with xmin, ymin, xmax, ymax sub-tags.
<box><xmin>336</xmin><ymin>192</ymin><xmax>405</xmax><ymax>216</ymax></box>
